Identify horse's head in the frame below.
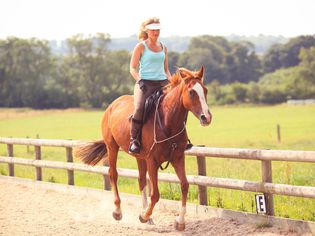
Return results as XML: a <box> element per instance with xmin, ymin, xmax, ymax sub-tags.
<box><xmin>178</xmin><ymin>66</ymin><xmax>212</xmax><ymax>126</ymax></box>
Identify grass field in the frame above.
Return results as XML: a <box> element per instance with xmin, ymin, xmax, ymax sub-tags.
<box><xmin>0</xmin><ymin>105</ymin><xmax>314</xmax><ymax>221</ymax></box>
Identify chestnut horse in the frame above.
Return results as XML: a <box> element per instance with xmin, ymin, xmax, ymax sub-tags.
<box><xmin>75</xmin><ymin>66</ymin><xmax>212</xmax><ymax>230</ymax></box>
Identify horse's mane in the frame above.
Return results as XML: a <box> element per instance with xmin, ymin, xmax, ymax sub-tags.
<box><xmin>164</xmin><ymin>68</ymin><xmax>201</xmax><ymax>93</ymax></box>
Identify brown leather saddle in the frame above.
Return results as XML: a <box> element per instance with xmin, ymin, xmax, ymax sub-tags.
<box><xmin>142</xmin><ymin>89</ymin><xmax>164</xmax><ymax>123</ymax></box>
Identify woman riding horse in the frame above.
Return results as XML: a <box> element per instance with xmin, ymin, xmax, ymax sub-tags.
<box><xmin>75</xmin><ymin>67</ymin><xmax>212</xmax><ymax>231</ymax></box>
<box><xmin>129</xmin><ymin>17</ymin><xmax>171</xmax><ymax>154</ymax></box>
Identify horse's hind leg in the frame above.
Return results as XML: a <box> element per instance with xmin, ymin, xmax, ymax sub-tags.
<box><xmin>107</xmin><ymin>141</ymin><xmax>122</xmax><ymax>220</ymax></box>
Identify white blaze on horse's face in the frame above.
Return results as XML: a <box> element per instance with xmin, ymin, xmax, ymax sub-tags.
<box><xmin>191</xmin><ymin>82</ymin><xmax>212</xmax><ymax>126</ymax></box>
<box><xmin>192</xmin><ymin>83</ymin><xmax>208</xmax><ymax>115</ymax></box>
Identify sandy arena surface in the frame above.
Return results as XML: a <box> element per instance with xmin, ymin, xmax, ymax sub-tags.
<box><xmin>0</xmin><ymin>178</ymin><xmax>306</xmax><ymax>236</ymax></box>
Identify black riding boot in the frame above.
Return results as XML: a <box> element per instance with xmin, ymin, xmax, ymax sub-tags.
<box><xmin>129</xmin><ymin>118</ymin><xmax>142</xmax><ymax>154</ymax></box>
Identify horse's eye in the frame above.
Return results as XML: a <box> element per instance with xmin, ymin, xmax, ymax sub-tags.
<box><xmin>189</xmin><ymin>89</ymin><xmax>194</xmax><ymax>97</ymax></box>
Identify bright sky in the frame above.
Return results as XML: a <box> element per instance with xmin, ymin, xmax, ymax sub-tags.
<box><xmin>1</xmin><ymin>0</ymin><xmax>314</xmax><ymax>40</ymax></box>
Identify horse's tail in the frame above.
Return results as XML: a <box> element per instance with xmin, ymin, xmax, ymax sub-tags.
<box><xmin>74</xmin><ymin>140</ymin><xmax>107</xmax><ymax>166</ymax></box>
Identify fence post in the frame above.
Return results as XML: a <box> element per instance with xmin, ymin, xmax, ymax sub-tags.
<box><xmin>7</xmin><ymin>144</ymin><xmax>14</xmax><ymax>176</ymax></box>
<box><xmin>261</xmin><ymin>160</ymin><xmax>274</xmax><ymax>215</ymax></box>
<box><xmin>277</xmin><ymin>124</ymin><xmax>281</xmax><ymax>143</ymax></box>
<box><xmin>103</xmin><ymin>160</ymin><xmax>111</xmax><ymax>190</ymax></box>
<box><xmin>66</xmin><ymin>147</ymin><xmax>74</xmax><ymax>185</ymax></box>
<box><xmin>35</xmin><ymin>146</ymin><xmax>42</xmax><ymax>181</ymax></box>
<box><xmin>196</xmin><ymin>145</ymin><xmax>208</xmax><ymax>205</ymax></box>
<box><xmin>26</xmin><ymin>136</ymin><xmax>30</xmax><ymax>153</ymax></box>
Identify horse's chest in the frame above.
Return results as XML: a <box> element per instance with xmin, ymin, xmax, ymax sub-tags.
<box><xmin>155</xmin><ymin>140</ymin><xmax>186</xmax><ymax>162</ymax></box>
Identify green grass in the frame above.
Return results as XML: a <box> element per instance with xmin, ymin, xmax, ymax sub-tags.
<box><xmin>0</xmin><ymin>105</ymin><xmax>315</xmax><ymax>221</ymax></box>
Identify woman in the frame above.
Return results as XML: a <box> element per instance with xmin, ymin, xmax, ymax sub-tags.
<box><xmin>129</xmin><ymin>17</ymin><xmax>171</xmax><ymax>154</ymax></box>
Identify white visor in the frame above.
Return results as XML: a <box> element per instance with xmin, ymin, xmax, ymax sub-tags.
<box><xmin>145</xmin><ymin>23</ymin><xmax>161</xmax><ymax>30</ymax></box>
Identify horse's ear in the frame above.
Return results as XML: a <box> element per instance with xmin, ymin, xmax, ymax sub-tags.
<box><xmin>178</xmin><ymin>69</ymin><xmax>186</xmax><ymax>79</ymax></box>
<box><xmin>198</xmin><ymin>66</ymin><xmax>205</xmax><ymax>80</ymax></box>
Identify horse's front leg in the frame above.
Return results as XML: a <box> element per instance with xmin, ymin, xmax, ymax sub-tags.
<box><xmin>171</xmin><ymin>154</ymin><xmax>189</xmax><ymax>231</ymax></box>
<box><xmin>139</xmin><ymin>159</ymin><xmax>159</xmax><ymax>223</ymax></box>
<box><xmin>136</xmin><ymin>159</ymin><xmax>148</xmax><ymax>209</ymax></box>
<box><xmin>136</xmin><ymin>159</ymin><xmax>154</xmax><ymax>224</ymax></box>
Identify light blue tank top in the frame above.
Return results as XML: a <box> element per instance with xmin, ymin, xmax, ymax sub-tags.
<box><xmin>139</xmin><ymin>41</ymin><xmax>167</xmax><ymax>81</ymax></box>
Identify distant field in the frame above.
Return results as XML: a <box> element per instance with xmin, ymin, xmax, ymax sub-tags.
<box><xmin>0</xmin><ymin>105</ymin><xmax>314</xmax><ymax>221</ymax></box>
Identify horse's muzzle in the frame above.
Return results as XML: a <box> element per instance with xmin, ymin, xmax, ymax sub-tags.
<box><xmin>200</xmin><ymin>111</ymin><xmax>212</xmax><ymax>126</ymax></box>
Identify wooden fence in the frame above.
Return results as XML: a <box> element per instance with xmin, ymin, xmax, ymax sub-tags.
<box><xmin>1</xmin><ymin>137</ymin><xmax>315</xmax><ymax>217</ymax></box>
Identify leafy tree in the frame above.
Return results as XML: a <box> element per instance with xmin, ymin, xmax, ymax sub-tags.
<box><xmin>100</xmin><ymin>50</ymin><xmax>133</xmax><ymax>106</ymax></box>
<box><xmin>262</xmin><ymin>35</ymin><xmax>315</xmax><ymax>73</ymax></box>
<box><xmin>207</xmin><ymin>80</ymin><xmax>223</xmax><ymax>104</ymax></box>
<box><xmin>168</xmin><ymin>51</ymin><xmax>180</xmax><ymax>75</ymax></box>
<box><xmin>258</xmin><ymin>65</ymin><xmax>314</xmax><ymax>100</ymax></box>
<box><xmin>0</xmin><ymin>37</ymin><xmax>52</xmax><ymax>108</ymax></box>
<box><xmin>179</xmin><ymin>35</ymin><xmax>261</xmax><ymax>84</ymax></box>
<box><xmin>179</xmin><ymin>47</ymin><xmax>223</xmax><ymax>83</ymax></box>
<box><xmin>296</xmin><ymin>47</ymin><xmax>315</xmax><ymax>98</ymax></box>
<box><xmin>231</xmin><ymin>82</ymin><xmax>248</xmax><ymax>102</ymax></box>
<box><xmin>43</xmin><ymin>56</ymin><xmax>80</xmax><ymax>108</ymax></box>
<box><xmin>259</xmin><ymin>89</ymin><xmax>286</xmax><ymax>104</ymax></box>
<box><xmin>282</xmin><ymin>36</ymin><xmax>315</xmax><ymax>67</ymax></box>
<box><xmin>246</xmin><ymin>82</ymin><xmax>261</xmax><ymax>103</ymax></box>
<box><xmin>178</xmin><ymin>36</ymin><xmax>228</xmax><ymax>83</ymax></box>
<box><xmin>188</xmin><ymin>36</ymin><xmax>227</xmax><ymax>63</ymax></box>
<box><xmin>66</xmin><ymin>33</ymin><xmax>132</xmax><ymax>108</ymax></box>
<box><xmin>261</xmin><ymin>44</ymin><xmax>282</xmax><ymax>73</ymax></box>
<box><xmin>225</xmin><ymin>42</ymin><xmax>262</xmax><ymax>83</ymax></box>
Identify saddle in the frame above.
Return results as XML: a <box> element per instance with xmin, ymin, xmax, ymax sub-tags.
<box><xmin>143</xmin><ymin>89</ymin><xmax>164</xmax><ymax>123</ymax></box>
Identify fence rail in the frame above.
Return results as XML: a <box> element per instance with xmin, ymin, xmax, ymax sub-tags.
<box><xmin>1</xmin><ymin>137</ymin><xmax>315</xmax><ymax>216</ymax></box>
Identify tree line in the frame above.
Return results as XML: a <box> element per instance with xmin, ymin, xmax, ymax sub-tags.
<box><xmin>0</xmin><ymin>34</ymin><xmax>314</xmax><ymax>108</ymax></box>
<box><xmin>206</xmin><ymin>36</ymin><xmax>315</xmax><ymax>104</ymax></box>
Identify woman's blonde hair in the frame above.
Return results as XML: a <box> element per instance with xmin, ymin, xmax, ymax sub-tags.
<box><xmin>138</xmin><ymin>17</ymin><xmax>160</xmax><ymax>41</ymax></box>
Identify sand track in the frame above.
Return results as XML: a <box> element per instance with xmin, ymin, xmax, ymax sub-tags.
<box><xmin>0</xmin><ymin>178</ymin><xmax>302</xmax><ymax>236</ymax></box>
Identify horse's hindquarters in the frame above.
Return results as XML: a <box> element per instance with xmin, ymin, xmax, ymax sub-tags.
<box><xmin>102</xmin><ymin>95</ymin><xmax>134</xmax><ymax>152</ymax></box>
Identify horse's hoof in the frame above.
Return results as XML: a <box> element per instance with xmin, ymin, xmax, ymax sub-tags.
<box><xmin>147</xmin><ymin>218</ymin><xmax>155</xmax><ymax>225</ymax></box>
<box><xmin>112</xmin><ymin>211</ymin><xmax>122</xmax><ymax>221</ymax></box>
<box><xmin>139</xmin><ymin>214</ymin><xmax>149</xmax><ymax>223</ymax></box>
<box><xmin>175</xmin><ymin>221</ymin><xmax>185</xmax><ymax>231</ymax></box>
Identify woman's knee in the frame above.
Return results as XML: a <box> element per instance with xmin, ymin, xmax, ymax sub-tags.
<box><xmin>133</xmin><ymin>107</ymin><xmax>144</xmax><ymax>120</ymax></box>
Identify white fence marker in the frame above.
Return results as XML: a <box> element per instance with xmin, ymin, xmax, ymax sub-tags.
<box><xmin>255</xmin><ymin>194</ymin><xmax>266</xmax><ymax>214</ymax></box>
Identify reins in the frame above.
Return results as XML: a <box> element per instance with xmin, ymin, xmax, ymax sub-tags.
<box><xmin>148</xmin><ymin>94</ymin><xmax>186</xmax><ymax>170</ymax></box>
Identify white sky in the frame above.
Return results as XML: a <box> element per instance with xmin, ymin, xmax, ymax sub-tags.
<box><xmin>1</xmin><ymin>0</ymin><xmax>314</xmax><ymax>40</ymax></box>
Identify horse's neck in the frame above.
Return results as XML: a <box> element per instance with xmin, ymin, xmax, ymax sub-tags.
<box><xmin>160</xmin><ymin>86</ymin><xmax>187</xmax><ymax>131</ymax></box>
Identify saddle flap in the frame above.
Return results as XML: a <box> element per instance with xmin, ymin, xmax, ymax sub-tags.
<box><xmin>143</xmin><ymin>89</ymin><xmax>163</xmax><ymax>123</ymax></box>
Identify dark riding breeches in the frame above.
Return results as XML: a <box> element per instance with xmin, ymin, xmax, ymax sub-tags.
<box><xmin>133</xmin><ymin>79</ymin><xmax>168</xmax><ymax>121</ymax></box>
